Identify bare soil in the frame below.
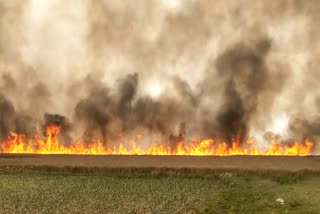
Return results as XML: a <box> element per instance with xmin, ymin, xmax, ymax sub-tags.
<box><xmin>0</xmin><ymin>154</ymin><xmax>319</xmax><ymax>173</ymax></box>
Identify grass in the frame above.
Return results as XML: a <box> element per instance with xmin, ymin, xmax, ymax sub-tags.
<box><xmin>0</xmin><ymin>168</ymin><xmax>319</xmax><ymax>213</ymax></box>
<box><xmin>202</xmin><ymin>174</ymin><xmax>320</xmax><ymax>214</ymax></box>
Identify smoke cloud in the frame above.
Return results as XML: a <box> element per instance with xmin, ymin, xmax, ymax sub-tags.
<box><xmin>0</xmin><ymin>0</ymin><xmax>319</xmax><ymax>152</ymax></box>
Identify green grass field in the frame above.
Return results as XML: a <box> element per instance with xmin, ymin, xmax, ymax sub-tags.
<box><xmin>0</xmin><ymin>169</ymin><xmax>319</xmax><ymax>214</ymax></box>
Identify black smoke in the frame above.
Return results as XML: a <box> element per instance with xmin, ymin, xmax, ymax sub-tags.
<box><xmin>0</xmin><ymin>38</ymin><xmax>289</xmax><ymax>146</ymax></box>
<box><xmin>214</xmin><ymin>38</ymin><xmax>273</xmax><ymax>143</ymax></box>
<box><xmin>0</xmin><ymin>94</ymin><xmax>15</xmax><ymax>140</ymax></box>
<box><xmin>1</xmin><ymin>0</ymin><xmax>319</xmax><ymax>152</ymax></box>
<box><xmin>43</xmin><ymin>113</ymin><xmax>73</xmax><ymax>145</ymax></box>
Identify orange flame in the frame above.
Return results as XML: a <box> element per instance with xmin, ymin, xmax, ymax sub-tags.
<box><xmin>1</xmin><ymin>125</ymin><xmax>314</xmax><ymax>156</ymax></box>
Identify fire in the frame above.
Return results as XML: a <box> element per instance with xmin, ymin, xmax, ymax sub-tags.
<box><xmin>1</xmin><ymin>125</ymin><xmax>314</xmax><ymax>156</ymax></box>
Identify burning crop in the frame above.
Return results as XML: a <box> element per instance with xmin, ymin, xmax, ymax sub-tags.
<box><xmin>1</xmin><ymin>2</ymin><xmax>320</xmax><ymax>214</ymax></box>
<box><xmin>1</xmin><ymin>125</ymin><xmax>314</xmax><ymax>156</ymax></box>
<box><xmin>1</xmin><ymin>1</ymin><xmax>320</xmax><ymax>157</ymax></box>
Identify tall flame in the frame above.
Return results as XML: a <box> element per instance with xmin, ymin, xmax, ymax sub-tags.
<box><xmin>1</xmin><ymin>125</ymin><xmax>314</xmax><ymax>156</ymax></box>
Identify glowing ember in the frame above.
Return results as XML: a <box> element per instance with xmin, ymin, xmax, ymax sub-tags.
<box><xmin>1</xmin><ymin>125</ymin><xmax>314</xmax><ymax>156</ymax></box>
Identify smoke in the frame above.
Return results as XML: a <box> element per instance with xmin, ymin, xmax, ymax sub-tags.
<box><xmin>0</xmin><ymin>94</ymin><xmax>15</xmax><ymax>140</ymax></box>
<box><xmin>43</xmin><ymin>113</ymin><xmax>72</xmax><ymax>145</ymax></box>
<box><xmin>74</xmin><ymin>85</ymin><xmax>111</xmax><ymax>144</ymax></box>
<box><xmin>288</xmin><ymin>96</ymin><xmax>320</xmax><ymax>143</ymax></box>
<box><xmin>0</xmin><ymin>0</ymin><xmax>319</xmax><ymax>152</ymax></box>
<box><xmin>212</xmin><ymin>38</ymin><xmax>287</xmax><ymax>143</ymax></box>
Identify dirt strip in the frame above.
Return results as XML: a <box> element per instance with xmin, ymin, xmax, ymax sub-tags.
<box><xmin>0</xmin><ymin>154</ymin><xmax>319</xmax><ymax>173</ymax></box>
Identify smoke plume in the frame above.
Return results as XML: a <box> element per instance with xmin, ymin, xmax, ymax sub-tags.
<box><xmin>0</xmin><ymin>0</ymin><xmax>319</xmax><ymax>153</ymax></box>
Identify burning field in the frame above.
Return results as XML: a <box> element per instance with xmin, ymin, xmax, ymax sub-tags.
<box><xmin>0</xmin><ymin>124</ymin><xmax>315</xmax><ymax>156</ymax></box>
<box><xmin>1</xmin><ymin>0</ymin><xmax>320</xmax><ymax>213</ymax></box>
<box><xmin>0</xmin><ymin>123</ymin><xmax>318</xmax><ymax>174</ymax></box>
<box><xmin>1</xmin><ymin>0</ymin><xmax>320</xmax><ymax>161</ymax></box>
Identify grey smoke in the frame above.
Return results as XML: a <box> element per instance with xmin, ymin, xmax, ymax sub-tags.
<box><xmin>0</xmin><ymin>1</ymin><xmax>319</xmax><ymax>152</ymax></box>
<box><xmin>0</xmin><ymin>94</ymin><xmax>15</xmax><ymax>140</ymax></box>
<box><xmin>213</xmin><ymin>38</ymin><xmax>273</xmax><ymax>143</ymax></box>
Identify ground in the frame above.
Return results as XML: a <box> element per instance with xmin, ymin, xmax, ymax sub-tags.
<box><xmin>0</xmin><ymin>155</ymin><xmax>319</xmax><ymax>172</ymax></box>
<box><xmin>0</xmin><ymin>168</ymin><xmax>319</xmax><ymax>214</ymax></box>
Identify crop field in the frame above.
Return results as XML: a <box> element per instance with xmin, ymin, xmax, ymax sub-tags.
<box><xmin>0</xmin><ymin>155</ymin><xmax>319</xmax><ymax>213</ymax></box>
<box><xmin>0</xmin><ymin>167</ymin><xmax>320</xmax><ymax>214</ymax></box>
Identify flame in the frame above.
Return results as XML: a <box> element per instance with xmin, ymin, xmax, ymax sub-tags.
<box><xmin>1</xmin><ymin>125</ymin><xmax>314</xmax><ymax>156</ymax></box>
